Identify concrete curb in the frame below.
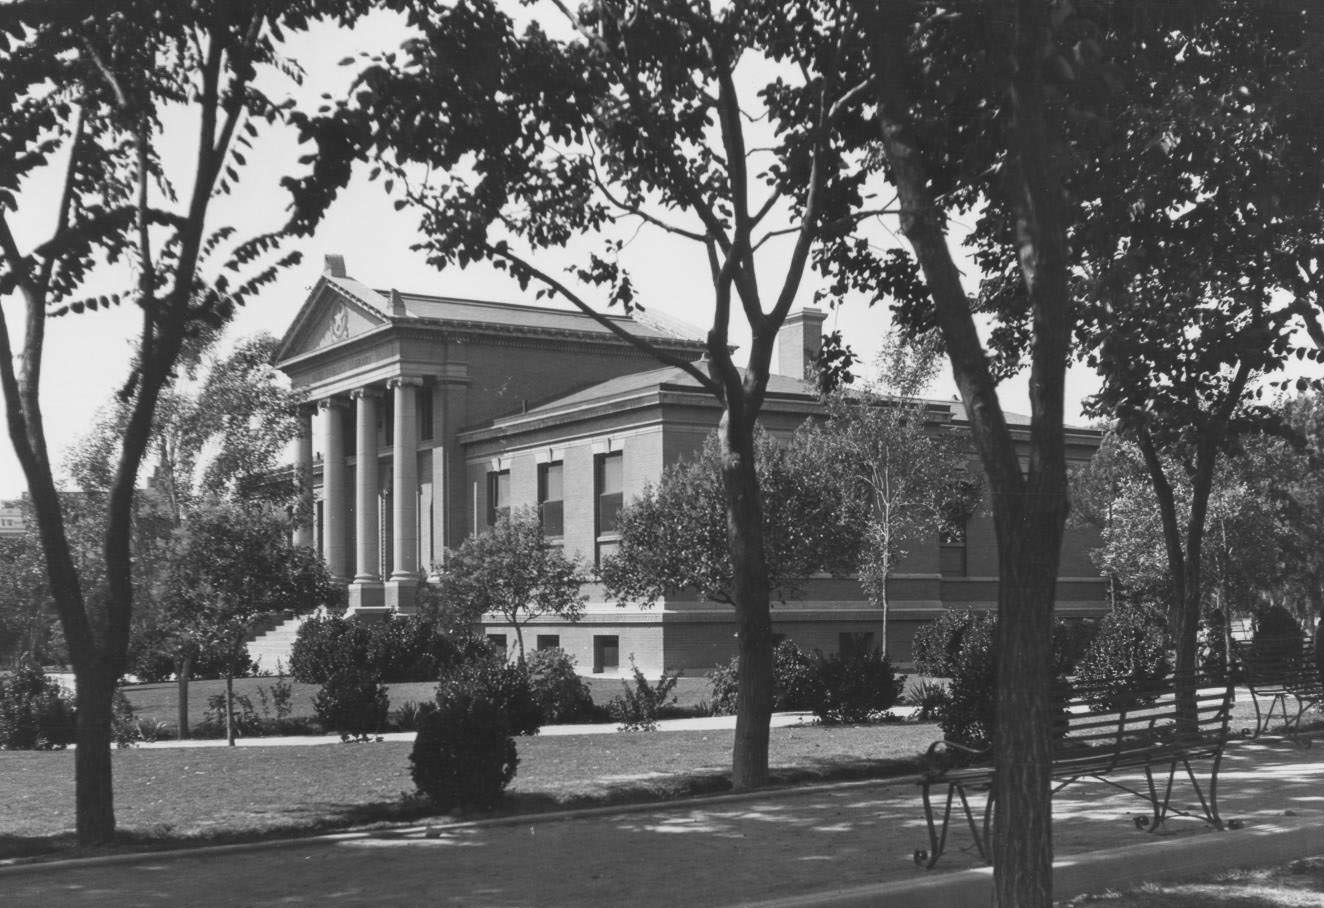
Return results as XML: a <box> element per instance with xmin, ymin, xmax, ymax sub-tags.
<box><xmin>717</xmin><ymin>816</ymin><xmax>1324</xmax><ymax>908</ymax></box>
<box><xmin>0</xmin><ymin>773</ymin><xmax>911</xmax><ymax>877</ymax></box>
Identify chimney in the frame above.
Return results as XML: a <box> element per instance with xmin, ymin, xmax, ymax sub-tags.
<box><xmin>323</xmin><ymin>254</ymin><xmax>347</xmax><ymax>278</ymax></box>
<box><xmin>777</xmin><ymin>307</ymin><xmax>827</xmax><ymax>379</ymax></box>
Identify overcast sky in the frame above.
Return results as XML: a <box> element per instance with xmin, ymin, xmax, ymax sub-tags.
<box><xmin>0</xmin><ymin>8</ymin><xmax>1119</xmax><ymax>503</ymax></box>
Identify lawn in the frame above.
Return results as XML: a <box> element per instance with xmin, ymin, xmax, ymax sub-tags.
<box><xmin>1061</xmin><ymin>857</ymin><xmax>1324</xmax><ymax>906</ymax></box>
<box><xmin>0</xmin><ymin>720</ymin><xmax>935</xmax><ymax>862</ymax></box>
<box><xmin>121</xmin><ymin>674</ymin><xmax>717</xmax><ymax>735</ymax></box>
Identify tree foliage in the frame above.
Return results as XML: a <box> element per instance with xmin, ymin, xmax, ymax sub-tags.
<box><xmin>286</xmin><ymin>0</ymin><xmax>889</xmax><ymax>790</ymax></box>
<box><xmin>600</xmin><ymin>427</ymin><xmax>857</xmax><ymax>607</ymax></box>
<box><xmin>434</xmin><ymin>507</ymin><xmax>589</xmax><ymax>664</ymax></box>
<box><xmin>0</xmin><ymin>2</ymin><xmax>381</xmax><ymax>843</ymax></box>
<box><xmin>817</xmin><ymin>335</ymin><xmax>982</xmax><ymax>654</ymax></box>
<box><xmin>161</xmin><ymin>500</ymin><xmax>339</xmax><ymax>744</ymax></box>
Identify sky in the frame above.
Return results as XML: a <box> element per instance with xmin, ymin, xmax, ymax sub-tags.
<box><xmin>0</xmin><ymin>8</ymin><xmax>1148</xmax><ymax>503</ymax></box>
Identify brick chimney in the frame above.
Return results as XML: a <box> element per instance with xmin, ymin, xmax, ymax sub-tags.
<box><xmin>776</xmin><ymin>307</ymin><xmax>827</xmax><ymax>379</ymax></box>
<box><xmin>323</xmin><ymin>254</ymin><xmax>347</xmax><ymax>278</ymax></box>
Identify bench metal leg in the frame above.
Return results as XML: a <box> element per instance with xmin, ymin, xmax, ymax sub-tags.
<box><xmin>915</xmin><ymin>782</ymin><xmax>991</xmax><ymax>869</ymax></box>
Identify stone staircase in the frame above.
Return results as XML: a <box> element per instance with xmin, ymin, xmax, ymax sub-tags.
<box><xmin>247</xmin><ymin>612</ymin><xmax>309</xmax><ymax>675</ymax></box>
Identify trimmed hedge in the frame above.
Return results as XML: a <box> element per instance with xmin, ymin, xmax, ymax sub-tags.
<box><xmin>410</xmin><ymin>659</ymin><xmax>541</xmax><ymax>810</ymax></box>
<box><xmin>291</xmin><ymin>614</ymin><xmax>483</xmax><ymax>684</ymax></box>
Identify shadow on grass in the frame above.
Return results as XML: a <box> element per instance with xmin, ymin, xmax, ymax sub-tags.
<box><xmin>0</xmin><ymin>753</ymin><xmax>921</xmax><ymax>867</ymax></box>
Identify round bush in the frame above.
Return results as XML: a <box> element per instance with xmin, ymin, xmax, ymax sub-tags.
<box><xmin>525</xmin><ymin>648</ymin><xmax>596</xmax><ymax>724</ymax></box>
<box><xmin>707</xmin><ymin>639</ymin><xmax>816</xmax><ymax>716</ymax></box>
<box><xmin>0</xmin><ymin>663</ymin><xmax>75</xmax><ymax>750</ymax></box>
<box><xmin>313</xmin><ymin>670</ymin><xmax>390</xmax><ymax>736</ymax></box>
<box><xmin>803</xmin><ymin>649</ymin><xmax>904</xmax><ymax>725</ymax></box>
<box><xmin>912</xmin><ymin>610</ymin><xmax>989</xmax><ymax>678</ymax></box>
<box><xmin>1073</xmin><ymin>603</ymin><xmax>1171</xmax><ymax>712</ymax></box>
<box><xmin>938</xmin><ymin>615</ymin><xmax>997</xmax><ymax>747</ymax></box>
<box><xmin>410</xmin><ymin>660</ymin><xmax>540</xmax><ymax>810</ymax></box>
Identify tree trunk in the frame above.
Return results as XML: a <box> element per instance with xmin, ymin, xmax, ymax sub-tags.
<box><xmin>513</xmin><ymin>623</ymin><xmax>526</xmax><ymax>666</ymax></box>
<box><xmin>720</xmin><ymin>413</ymin><xmax>774</xmax><ymax>790</ymax></box>
<box><xmin>73</xmin><ymin>663</ymin><xmax>116</xmax><ymax>845</ymax></box>
<box><xmin>990</xmin><ymin>503</ymin><xmax>1061</xmax><ymax>908</ymax></box>
<box><xmin>225</xmin><ymin>671</ymin><xmax>235</xmax><ymax>747</ymax></box>
<box><xmin>176</xmin><ymin>654</ymin><xmax>191</xmax><ymax>739</ymax></box>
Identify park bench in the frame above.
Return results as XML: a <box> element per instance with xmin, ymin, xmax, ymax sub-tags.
<box><xmin>1232</xmin><ymin>635</ymin><xmax>1323</xmax><ymax>740</ymax></box>
<box><xmin>913</xmin><ymin>671</ymin><xmax>1236</xmax><ymax>869</ymax></box>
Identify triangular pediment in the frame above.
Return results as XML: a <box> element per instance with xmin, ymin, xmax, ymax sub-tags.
<box><xmin>274</xmin><ymin>277</ymin><xmax>391</xmax><ymax>364</ymax></box>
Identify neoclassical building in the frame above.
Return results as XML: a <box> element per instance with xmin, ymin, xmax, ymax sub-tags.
<box><xmin>273</xmin><ymin>256</ymin><xmax>1107</xmax><ymax>675</ymax></box>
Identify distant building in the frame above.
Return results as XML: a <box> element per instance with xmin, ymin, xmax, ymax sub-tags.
<box><xmin>273</xmin><ymin>256</ymin><xmax>1106</xmax><ymax>675</ymax></box>
<box><xmin>0</xmin><ymin>501</ymin><xmax>25</xmax><ymax>538</ymax></box>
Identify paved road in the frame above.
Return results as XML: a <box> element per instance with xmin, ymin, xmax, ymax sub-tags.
<box><xmin>5</xmin><ymin>739</ymin><xmax>1324</xmax><ymax>907</ymax></box>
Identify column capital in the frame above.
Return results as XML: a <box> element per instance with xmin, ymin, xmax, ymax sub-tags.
<box><xmin>350</xmin><ymin>386</ymin><xmax>383</xmax><ymax>401</ymax></box>
<box><xmin>388</xmin><ymin>376</ymin><xmax>424</xmax><ymax>390</ymax></box>
<box><xmin>316</xmin><ymin>397</ymin><xmax>350</xmax><ymax>412</ymax></box>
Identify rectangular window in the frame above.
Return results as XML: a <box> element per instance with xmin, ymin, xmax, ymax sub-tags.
<box><xmin>536</xmin><ymin>634</ymin><xmax>561</xmax><ymax>652</ymax></box>
<box><xmin>939</xmin><ymin>520</ymin><xmax>968</xmax><ymax>578</ymax></box>
<box><xmin>595</xmin><ymin>451</ymin><xmax>623</xmax><ymax>563</ymax></box>
<box><xmin>839</xmin><ymin>631</ymin><xmax>875</xmax><ymax>660</ymax></box>
<box><xmin>382</xmin><ymin>395</ymin><xmax>395</xmax><ymax>447</ymax></box>
<box><xmin>315</xmin><ymin>500</ymin><xmax>324</xmax><ymax>554</ymax></box>
<box><xmin>487</xmin><ymin>634</ymin><xmax>507</xmax><ymax>656</ymax></box>
<box><xmin>593</xmin><ymin>635</ymin><xmax>620</xmax><ymax>674</ymax></box>
<box><xmin>487</xmin><ymin>470</ymin><xmax>510</xmax><ymax>527</ymax></box>
<box><xmin>538</xmin><ymin>461</ymin><xmax>564</xmax><ymax>538</ymax></box>
<box><xmin>418</xmin><ymin>384</ymin><xmax>434</xmax><ymax>442</ymax></box>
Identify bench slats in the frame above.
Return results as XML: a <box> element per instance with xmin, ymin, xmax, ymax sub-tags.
<box><xmin>913</xmin><ymin>671</ymin><xmax>1235</xmax><ymax>869</ymax></box>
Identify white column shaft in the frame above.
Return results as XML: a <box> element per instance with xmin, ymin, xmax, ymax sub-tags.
<box><xmin>353</xmin><ymin>389</ymin><xmax>380</xmax><ymax>581</ymax></box>
<box><xmin>391</xmin><ymin>379</ymin><xmax>420</xmax><ymax>579</ymax></box>
<box><xmin>317</xmin><ymin>399</ymin><xmax>348</xmax><ymax>580</ymax></box>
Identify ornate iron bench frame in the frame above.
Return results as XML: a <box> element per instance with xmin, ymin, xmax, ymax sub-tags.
<box><xmin>913</xmin><ymin>671</ymin><xmax>1237</xmax><ymax>869</ymax></box>
<box><xmin>1233</xmin><ymin>635</ymin><xmax>1323</xmax><ymax>741</ymax></box>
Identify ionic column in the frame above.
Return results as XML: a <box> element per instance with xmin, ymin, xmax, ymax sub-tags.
<box><xmin>317</xmin><ymin>397</ymin><xmax>349</xmax><ymax>581</ymax></box>
<box><xmin>389</xmin><ymin>377</ymin><xmax>422</xmax><ymax>583</ymax></box>
<box><xmin>352</xmin><ymin>387</ymin><xmax>382</xmax><ymax>582</ymax></box>
<box><xmin>291</xmin><ymin>406</ymin><xmax>314</xmax><ymax>548</ymax></box>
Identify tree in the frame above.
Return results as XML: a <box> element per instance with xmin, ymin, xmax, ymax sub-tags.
<box><xmin>1070</xmin><ymin>5</ymin><xmax>1324</xmax><ymax>693</ymax></box>
<box><xmin>286</xmin><ymin>0</ymin><xmax>884</xmax><ymax>788</ymax></box>
<box><xmin>64</xmin><ymin>333</ymin><xmax>302</xmax><ymax>738</ymax></box>
<box><xmin>0</xmin><ymin>3</ymin><xmax>376</xmax><ymax>843</ymax></box>
<box><xmin>161</xmin><ymin>501</ymin><xmax>338</xmax><ymax>746</ymax></box>
<box><xmin>0</xmin><ymin>525</ymin><xmax>62</xmax><ymax>668</ymax></box>
<box><xmin>433</xmin><ymin>507</ymin><xmax>589</xmax><ymax>665</ymax></box>
<box><xmin>601</xmin><ymin>426</ymin><xmax>857</xmax><ymax>609</ymax></box>
<box><xmin>818</xmin><ymin>333</ymin><xmax>981</xmax><ymax>655</ymax></box>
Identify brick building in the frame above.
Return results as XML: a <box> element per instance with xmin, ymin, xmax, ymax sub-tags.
<box><xmin>273</xmin><ymin>257</ymin><xmax>1107</xmax><ymax>677</ymax></box>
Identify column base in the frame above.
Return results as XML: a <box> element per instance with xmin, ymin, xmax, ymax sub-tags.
<box><xmin>385</xmin><ymin>576</ymin><xmax>420</xmax><ymax>614</ymax></box>
<box><xmin>347</xmin><ymin>581</ymin><xmax>385</xmax><ymax>615</ymax></box>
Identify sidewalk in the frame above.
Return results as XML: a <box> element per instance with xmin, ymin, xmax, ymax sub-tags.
<box><xmin>131</xmin><ymin>710</ymin><xmax>838</xmax><ymax>748</ymax></box>
<box><xmin>4</xmin><ymin>737</ymin><xmax>1323</xmax><ymax>907</ymax></box>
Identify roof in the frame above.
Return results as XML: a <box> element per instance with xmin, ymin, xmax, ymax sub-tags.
<box><xmin>388</xmin><ymin>292</ymin><xmax>704</xmax><ymax>344</ymax></box>
<box><xmin>516</xmin><ymin>363</ymin><xmax>817</xmax><ymax>418</ymax></box>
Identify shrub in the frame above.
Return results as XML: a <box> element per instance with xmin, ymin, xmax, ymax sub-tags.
<box><xmin>912</xmin><ymin>610</ymin><xmax>990</xmax><ymax>678</ymax></box>
<box><xmin>608</xmin><ymin>659</ymin><xmax>679</xmax><ymax>731</ymax></box>
<box><xmin>392</xmin><ymin>699</ymin><xmax>438</xmax><ymax>732</ymax></box>
<box><xmin>939</xmin><ymin>613</ymin><xmax>998</xmax><ymax>748</ymax></box>
<box><xmin>525</xmin><ymin>648</ymin><xmax>596</xmax><ymax>724</ymax></box>
<box><xmin>291</xmin><ymin>613</ymin><xmax>473</xmax><ymax>685</ymax></box>
<box><xmin>1074</xmin><ymin>603</ymin><xmax>1172</xmax><ymax>712</ymax></box>
<box><xmin>110</xmin><ymin>690</ymin><xmax>141</xmax><ymax>747</ymax></box>
<box><xmin>904</xmin><ymin>678</ymin><xmax>949</xmax><ymax>722</ymax></box>
<box><xmin>803</xmin><ymin>649</ymin><xmax>904</xmax><ymax>725</ymax></box>
<box><xmin>196</xmin><ymin>691</ymin><xmax>263</xmax><ymax>738</ymax></box>
<box><xmin>313</xmin><ymin>670</ymin><xmax>390</xmax><ymax>738</ymax></box>
<box><xmin>411</xmin><ymin>660</ymin><xmax>540</xmax><ymax>810</ymax></box>
<box><xmin>707</xmin><ymin>639</ymin><xmax>816</xmax><ymax>716</ymax></box>
<box><xmin>1052</xmin><ymin>619</ymin><xmax>1099</xmax><ymax>676</ymax></box>
<box><xmin>0</xmin><ymin>664</ymin><xmax>75</xmax><ymax>750</ymax></box>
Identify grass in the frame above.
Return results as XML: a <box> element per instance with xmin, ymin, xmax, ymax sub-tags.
<box><xmin>0</xmin><ymin>719</ymin><xmax>934</xmax><ymax>863</ymax></box>
<box><xmin>120</xmin><ymin>675</ymin><xmax>717</xmax><ymax>736</ymax></box>
<box><xmin>1061</xmin><ymin>857</ymin><xmax>1324</xmax><ymax>906</ymax></box>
